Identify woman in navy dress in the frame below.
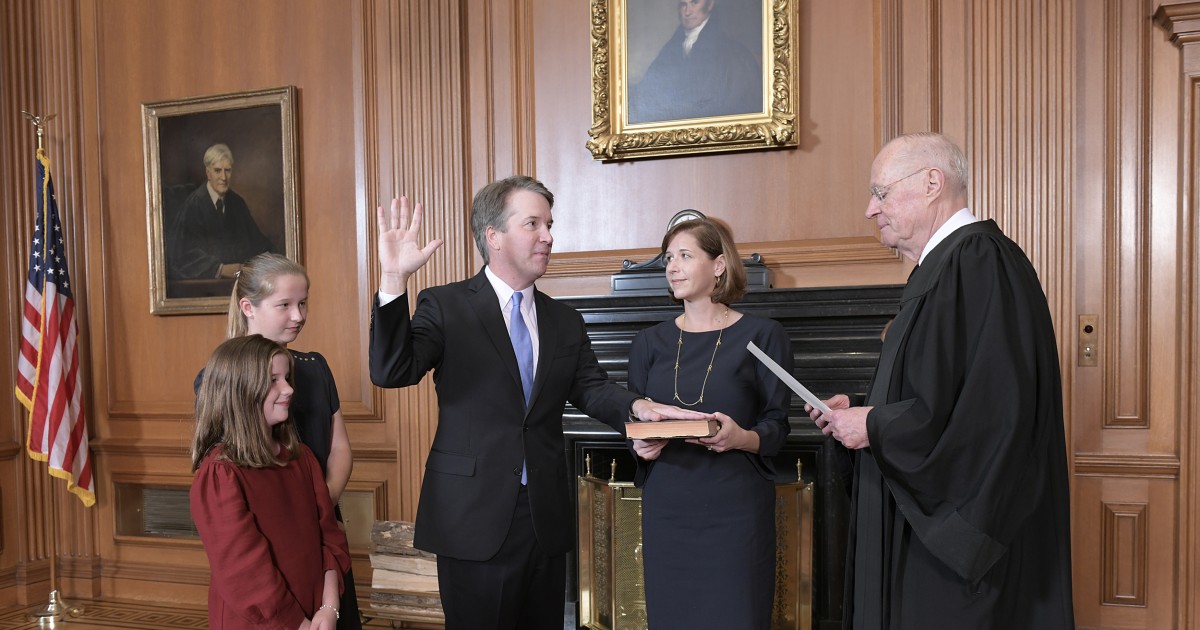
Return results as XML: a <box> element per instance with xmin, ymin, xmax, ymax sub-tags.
<box><xmin>627</xmin><ymin>217</ymin><xmax>793</xmax><ymax>630</ymax></box>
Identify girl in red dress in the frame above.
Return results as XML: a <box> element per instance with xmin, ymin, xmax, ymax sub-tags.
<box><xmin>190</xmin><ymin>334</ymin><xmax>350</xmax><ymax>629</ymax></box>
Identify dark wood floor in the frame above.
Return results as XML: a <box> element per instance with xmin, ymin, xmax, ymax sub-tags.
<box><xmin>0</xmin><ymin>599</ymin><xmax>415</xmax><ymax>629</ymax></box>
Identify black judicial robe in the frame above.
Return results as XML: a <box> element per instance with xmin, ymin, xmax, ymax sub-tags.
<box><xmin>167</xmin><ymin>186</ymin><xmax>274</xmax><ymax>279</ymax></box>
<box><xmin>845</xmin><ymin>220</ymin><xmax>1074</xmax><ymax>629</ymax></box>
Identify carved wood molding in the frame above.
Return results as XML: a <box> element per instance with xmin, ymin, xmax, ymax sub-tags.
<box><xmin>1154</xmin><ymin>2</ymin><xmax>1200</xmax><ymax>45</ymax></box>
<box><xmin>544</xmin><ymin>238</ymin><xmax>898</xmax><ymax>279</ymax></box>
<box><xmin>348</xmin><ymin>447</ymin><xmax>402</xmax><ymax>463</ymax></box>
<box><xmin>1155</xmin><ymin>3</ymin><xmax>1200</xmax><ymax>626</ymax></box>
<box><xmin>99</xmin><ymin>559</ymin><xmax>211</xmax><ymax>585</ymax></box>
<box><xmin>366</xmin><ymin>0</ymin><xmax>472</xmax><ymax>520</ymax></box>
<box><xmin>1101</xmin><ymin>0</ymin><xmax>1152</xmax><ymax>430</ymax></box>
<box><xmin>104</xmin><ymin>400</ymin><xmax>385</xmax><ymax>423</ymax></box>
<box><xmin>1074</xmin><ymin>453</ymin><xmax>1181</xmax><ymax>478</ymax></box>
<box><xmin>90</xmin><ymin>440</ymin><xmax>189</xmax><ymax>457</ymax></box>
<box><xmin>1101</xmin><ymin>501</ymin><xmax>1148</xmax><ymax>606</ymax></box>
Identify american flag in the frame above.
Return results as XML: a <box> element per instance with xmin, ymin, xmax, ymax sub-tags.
<box><xmin>15</xmin><ymin>148</ymin><xmax>94</xmax><ymax>507</ymax></box>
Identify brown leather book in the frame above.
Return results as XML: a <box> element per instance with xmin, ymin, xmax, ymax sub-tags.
<box><xmin>625</xmin><ymin>419</ymin><xmax>719</xmax><ymax>440</ymax></box>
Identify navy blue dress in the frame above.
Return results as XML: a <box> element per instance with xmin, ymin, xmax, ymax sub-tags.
<box><xmin>627</xmin><ymin>313</ymin><xmax>792</xmax><ymax>630</ymax></box>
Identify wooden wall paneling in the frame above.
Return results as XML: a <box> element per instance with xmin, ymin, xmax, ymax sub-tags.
<box><xmin>40</xmin><ymin>0</ymin><xmax>105</xmax><ymax>601</ymax></box>
<box><xmin>1100</xmin><ymin>501</ymin><xmax>1147</xmax><ymax>606</ymax></box>
<box><xmin>519</xmin><ymin>0</ymin><xmax>902</xmax><ymax>297</ymax></box>
<box><xmin>1067</xmin><ymin>0</ymin><xmax>1198</xmax><ymax>626</ymax></box>
<box><xmin>1154</xmin><ymin>3</ymin><xmax>1200</xmax><ymax>627</ymax></box>
<box><xmin>952</xmin><ymin>0</ymin><xmax>1080</xmax><ymax>521</ymax></box>
<box><xmin>369</xmin><ymin>0</ymin><xmax>473</xmax><ymax>520</ymax></box>
<box><xmin>1072</xmin><ymin>0</ymin><xmax>1178</xmax><ymax>626</ymax></box>
<box><xmin>964</xmin><ymin>0</ymin><xmax>1074</xmax><ymax>346</ymax></box>
<box><xmin>81</xmin><ymin>0</ymin><xmax>363</xmax><ymax>604</ymax></box>
<box><xmin>877</xmin><ymin>0</ymin><xmax>904</xmax><ymax>142</ymax></box>
<box><xmin>92</xmin><ymin>444</ymin><xmax>202</xmax><ymax>602</ymax></box>
<box><xmin>1073</xmin><ymin>476</ymin><xmax>1179</xmax><ymax>629</ymax></box>
<box><xmin>89</xmin><ymin>0</ymin><xmax>359</xmax><ymax>438</ymax></box>
<box><xmin>0</xmin><ymin>0</ymin><xmax>110</xmax><ymax>604</ymax></box>
<box><xmin>0</xmin><ymin>0</ymin><xmax>46</xmax><ymax>609</ymax></box>
<box><xmin>879</xmin><ymin>0</ymin><xmax>940</xmax><ymax>137</ymax></box>
<box><xmin>1100</xmin><ymin>0</ymin><xmax>1152</xmax><ymax>434</ymax></box>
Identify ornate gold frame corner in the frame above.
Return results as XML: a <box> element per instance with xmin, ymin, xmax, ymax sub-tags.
<box><xmin>142</xmin><ymin>86</ymin><xmax>300</xmax><ymax>316</ymax></box>
<box><xmin>587</xmin><ymin>0</ymin><xmax>798</xmax><ymax>161</ymax></box>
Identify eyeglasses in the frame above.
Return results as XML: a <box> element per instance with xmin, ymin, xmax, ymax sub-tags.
<box><xmin>869</xmin><ymin>167</ymin><xmax>931</xmax><ymax>203</ymax></box>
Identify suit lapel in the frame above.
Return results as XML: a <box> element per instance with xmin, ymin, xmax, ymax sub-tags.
<box><xmin>528</xmin><ymin>290</ymin><xmax>557</xmax><ymax>409</ymax></box>
<box><xmin>467</xmin><ymin>272</ymin><xmax>524</xmax><ymax>395</ymax></box>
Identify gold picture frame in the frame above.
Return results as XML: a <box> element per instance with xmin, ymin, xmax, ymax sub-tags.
<box><xmin>587</xmin><ymin>0</ymin><xmax>798</xmax><ymax>161</ymax></box>
<box><xmin>142</xmin><ymin>86</ymin><xmax>300</xmax><ymax>315</ymax></box>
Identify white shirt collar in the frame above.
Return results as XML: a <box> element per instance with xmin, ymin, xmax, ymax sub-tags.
<box><xmin>919</xmin><ymin>208</ymin><xmax>978</xmax><ymax>265</ymax></box>
<box><xmin>682</xmin><ymin>17</ymin><xmax>709</xmax><ymax>55</ymax></box>
<box><xmin>484</xmin><ymin>265</ymin><xmax>532</xmax><ymax>313</ymax></box>
<box><xmin>206</xmin><ymin>183</ymin><xmax>224</xmax><ymax>208</ymax></box>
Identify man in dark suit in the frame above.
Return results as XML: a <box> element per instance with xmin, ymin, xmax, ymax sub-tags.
<box><xmin>369</xmin><ymin>176</ymin><xmax>707</xmax><ymax>630</ymax></box>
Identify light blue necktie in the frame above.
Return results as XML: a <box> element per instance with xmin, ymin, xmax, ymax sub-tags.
<box><xmin>509</xmin><ymin>292</ymin><xmax>534</xmax><ymax>484</ymax></box>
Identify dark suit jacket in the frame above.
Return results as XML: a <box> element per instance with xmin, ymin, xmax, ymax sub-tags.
<box><xmin>369</xmin><ymin>270</ymin><xmax>637</xmax><ymax>561</ymax></box>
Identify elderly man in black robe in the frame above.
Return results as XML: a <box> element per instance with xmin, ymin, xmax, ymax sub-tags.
<box><xmin>166</xmin><ymin>143</ymin><xmax>274</xmax><ymax>280</ymax></box>
<box><xmin>809</xmin><ymin>132</ymin><xmax>1075</xmax><ymax>628</ymax></box>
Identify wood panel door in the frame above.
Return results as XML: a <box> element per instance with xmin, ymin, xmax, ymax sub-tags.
<box><xmin>1070</xmin><ymin>2</ymin><xmax>1198</xmax><ymax>627</ymax></box>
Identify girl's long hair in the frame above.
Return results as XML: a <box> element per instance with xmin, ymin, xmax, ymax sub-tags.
<box><xmin>227</xmin><ymin>253</ymin><xmax>309</xmax><ymax>339</ymax></box>
<box><xmin>191</xmin><ymin>334</ymin><xmax>301</xmax><ymax>471</ymax></box>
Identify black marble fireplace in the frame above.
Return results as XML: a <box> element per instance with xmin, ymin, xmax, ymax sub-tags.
<box><xmin>558</xmin><ymin>285</ymin><xmax>903</xmax><ymax>630</ymax></box>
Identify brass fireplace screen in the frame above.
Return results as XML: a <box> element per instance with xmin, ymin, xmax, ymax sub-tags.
<box><xmin>578</xmin><ymin>457</ymin><xmax>814</xmax><ymax>630</ymax></box>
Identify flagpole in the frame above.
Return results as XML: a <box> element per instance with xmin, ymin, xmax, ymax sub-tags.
<box><xmin>20</xmin><ymin>111</ymin><xmax>82</xmax><ymax>623</ymax></box>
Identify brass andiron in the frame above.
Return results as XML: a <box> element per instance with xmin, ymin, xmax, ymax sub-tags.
<box><xmin>577</xmin><ymin>455</ymin><xmax>813</xmax><ymax>630</ymax></box>
<box><xmin>29</xmin><ymin>589</ymin><xmax>82</xmax><ymax>625</ymax></box>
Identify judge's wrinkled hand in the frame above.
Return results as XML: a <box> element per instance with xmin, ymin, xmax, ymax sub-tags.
<box><xmin>821</xmin><ymin>406</ymin><xmax>872</xmax><ymax>450</ymax></box>
<box><xmin>687</xmin><ymin>412</ymin><xmax>756</xmax><ymax>454</ymax></box>
<box><xmin>807</xmin><ymin>394</ymin><xmax>850</xmax><ymax>428</ymax></box>
<box><xmin>632</xmin><ymin>438</ymin><xmax>668</xmax><ymax>461</ymax></box>
<box><xmin>377</xmin><ymin>196</ymin><xmax>444</xmax><ymax>294</ymax></box>
<box><xmin>631</xmin><ymin>399</ymin><xmax>713</xmax><ymax>423</ymax></box>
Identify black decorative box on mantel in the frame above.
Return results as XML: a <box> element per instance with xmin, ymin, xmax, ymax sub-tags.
<box><xmin>612</xmin><ymin>251</ymin><xmax>772</xmax><ymax>295</ymax></box>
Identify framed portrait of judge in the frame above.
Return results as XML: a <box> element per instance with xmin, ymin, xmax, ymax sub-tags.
<box><xmin>142</xmin><ymin>86</ymin><xmax>300</xmax><ymax>315</ymax></box>
<box><xmin>587</xmin><ymin>0</ymin><xmax>798</xmax><ymax>161</ymax></box>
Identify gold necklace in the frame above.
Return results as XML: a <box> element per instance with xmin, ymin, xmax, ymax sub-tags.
<box><xmin>673</xmin><ymin>309</ymin><xmax>730</xmax><ymax>406</ymax></box>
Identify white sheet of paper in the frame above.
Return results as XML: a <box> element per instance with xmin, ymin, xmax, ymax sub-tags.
<box><xmin>746</xmin><ymin>341</ymin><xmax>832</xmax><ymax>414</ymax></box>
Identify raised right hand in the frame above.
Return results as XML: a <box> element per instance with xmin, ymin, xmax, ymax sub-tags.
<box><xmin>377</xmin><ymin>196</ymin><xmax>444</xmax><ymax>295</ymax></box>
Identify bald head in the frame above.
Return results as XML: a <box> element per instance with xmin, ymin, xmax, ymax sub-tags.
<box><xmin>866</xmin><ymin>133</ymin><xmax>971</xmax><ymax>262</ymax></box>
<box><xmin>880</xmin><ymin>132</ymin><xmax>969</xmax><ymax>195</ymax></box>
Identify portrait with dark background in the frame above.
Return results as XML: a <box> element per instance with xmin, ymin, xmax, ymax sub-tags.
<box><xmin>626</xmin><ymin>0</ymin><xmax>765</xmax><ymax>124</ymax></box>
<box><xmin>144</xmin><ymin>87</ymin><xmax>299</xmax><ymax>315</ymax></box>
<box><xmin>158</xmin><ymin>105</ymin><xmax>286</xmax><ymax>258</ymax></box>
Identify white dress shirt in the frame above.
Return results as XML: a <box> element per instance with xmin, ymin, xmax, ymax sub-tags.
<box><xmin>377</xmin><ymin>266</ymin><xmax>540</xmax><ymax>369</ymax></box>
<box><xmin>682</xmin><ymin>17</ymin><xmax>710</xmax><ymax>55</ymax></box>
<box><xmin>484</xmin><ymin>266</ymin><xmax>540</xmax><ymax>369</ymax></box>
